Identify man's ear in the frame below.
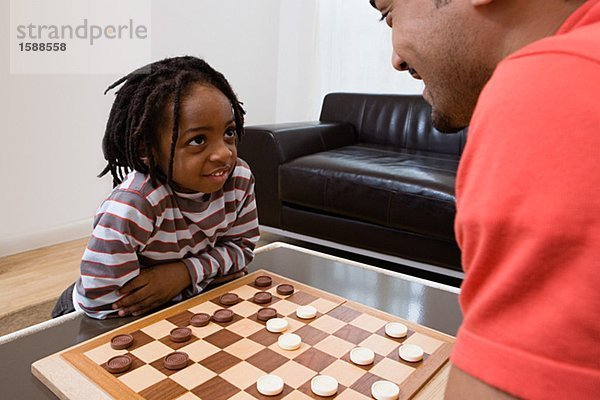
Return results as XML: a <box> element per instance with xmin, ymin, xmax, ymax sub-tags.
<box><xmin>471</xmin><ymin>0</ymin><xmax>493</xmax><ymax>5</ymax></box>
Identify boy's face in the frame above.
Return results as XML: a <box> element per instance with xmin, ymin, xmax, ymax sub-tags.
<box><xmin>154</xmin><ymin>83</ymin><xmax>238</xmax><ymax>193</ymax></box>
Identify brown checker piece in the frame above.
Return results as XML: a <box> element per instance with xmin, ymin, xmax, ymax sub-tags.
<box><xmin>55</xmin><ymin>270</ymin><xmax>453</xmax><ymax>400</ymax></box>
<box><xmin>159</xmin><ymin>332</ymin><xmax>199</xmax><ymax>351</ymax></box>
<box><xmin>100</xmin><ymin>354</ymin><xmax>145</xmax><ymax>377</ymax></box>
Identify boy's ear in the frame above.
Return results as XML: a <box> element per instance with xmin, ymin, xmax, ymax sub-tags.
<box><xmin>138</xmin><ymin>144</ymin><xmax>150</xmax><ymax>166</ymax></box>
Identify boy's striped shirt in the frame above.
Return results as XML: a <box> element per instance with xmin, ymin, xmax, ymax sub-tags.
<box><xmin>74</xmin><ymin>159</ymin><xmax>260</xmax><ymax>319</ymax></box>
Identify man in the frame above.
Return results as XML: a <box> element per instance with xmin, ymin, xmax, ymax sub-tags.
<box><xmin>369</xmin><ymin>0</ymin><xmax>600</xmax><ymax>398</ymax></box>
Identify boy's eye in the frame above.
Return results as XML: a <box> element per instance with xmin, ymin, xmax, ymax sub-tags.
<box><xmin>224</xmin><ymin>128</ymin><xmax>236</xmax><ymax>138</ymax></box>
<box><xmin>190</xmin><ymin>135</ymin><xmax>207</xmax><ymax>146</ymax></box>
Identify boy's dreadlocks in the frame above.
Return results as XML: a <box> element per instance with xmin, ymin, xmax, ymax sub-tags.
<box><xmin>99</xmin><ymin>56</ymin><xmax>245</xmax><ymax>187</ymax></box>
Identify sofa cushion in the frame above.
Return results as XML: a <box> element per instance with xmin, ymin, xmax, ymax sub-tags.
<box><xmin>279</xmin><ymin>144</ymin><xmax>459</xmax><ymax>241</ymax></box>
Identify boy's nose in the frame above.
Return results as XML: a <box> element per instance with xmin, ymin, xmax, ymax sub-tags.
<box><xmin>209</xmin><ymin>142</ymin><xmax>233</xmax><ymax>162</ymax></box>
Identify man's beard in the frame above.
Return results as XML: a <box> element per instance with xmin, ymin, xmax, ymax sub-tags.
<box><xmin>431</xmin><ymin>109</ymin><xmax>467</xmax><ymax>133</ymax></box>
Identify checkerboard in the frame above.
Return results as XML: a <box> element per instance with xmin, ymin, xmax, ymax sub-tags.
<box><xmin>52</xmin><ymin>270</ymin><xmax>453</xmax><ymax>399</ymax></box>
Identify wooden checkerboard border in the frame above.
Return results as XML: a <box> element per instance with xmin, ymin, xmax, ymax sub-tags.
<box><xmin>50</xmin><ymin>270</ymin><xmax>454</xmax><ymax>399</ymax></box>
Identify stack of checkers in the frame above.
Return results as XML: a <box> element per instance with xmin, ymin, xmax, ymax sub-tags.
<box><xmin>73</xmin><ymin>273</ymin><xmax>451</xmax><ymax>400</ymax></box>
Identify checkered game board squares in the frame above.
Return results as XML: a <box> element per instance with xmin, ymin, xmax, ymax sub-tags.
<box><xmin>138</xmin><ymin>377</ymin><xmax>188</xmax><ymax>400</ymax></box>
<box><xmin>270</xmin><ymin>302</ymin><xmax>440</xmax><ymax>398</ymax></box>
<box><xmin>190</xmin><ymin>375</ymin><xmax>241</xmax><ymax>400</ymax></box>
<box><xmin>166</xmin><ymin>310</ymin><xmax>196</xmax><ymax>327</ymax></box>
<box><xmin>65</xmin><ymin>272</ymin><xmax>453</xmax><ymax>400</ymax></box>
<box><xmin>208</xmin><ymin>277</ymin><xmax>342</xmax><ymax>320</ymax></box>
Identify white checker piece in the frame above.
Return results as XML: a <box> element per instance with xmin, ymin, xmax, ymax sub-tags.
<box><xmin>385</xmin><ymin>322</ymin><xmax>408</xmax><ymax>338</ymax></box>
<box><xmin>296</xmin><ymin>305</ymin><xmax>317</xmax><ymax>319</ymax></box>
<box><xmin>278</xmin><ymin>333</ymin><xmax>302</xmax><ymax>350</ymax></box>
<box><xmin>399</xmin><ymin>344</ymin><xmax>424</xmax><ymax>362</ymax></box>
<box><xmin>372</xmin><ymin>380</ymin><xmax>400</xmax><ymax>400</ymax></box>
<box><xmin>311</xmin><ymin>375</ymin><xmax>338</xmax><ymax>397</ymax></box>
<box><xmin>268</xmin><ymin>340</ymin><xmax>311</xmax><ymax>358</ymax></box>
<box><xmin>257</xmin><ymin>374</ymin><xmax>284</xmax><ymax>396</ymax></box>
<box><xmin>350</xmin><ymin>347</ymin><xmax>375</xmax><ymax>365</ymax></box>
<box><xmin>266</xmin><ymin>318</ymin><xmax>288</xmax><ymax>333</ymax></box>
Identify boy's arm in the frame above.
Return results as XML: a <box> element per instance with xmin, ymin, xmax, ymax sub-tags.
<box><xmin>111</xmin><ymin>260</ymin><xmax>191</xmax><ymax>317</ymax></box>
<box><xmin>114</xmin><ymin>261</ymin><xmax>247</xmax><ymax>317</ymax></box>
<box><xmin>112</xmin><ymin>170</ymin><xmax>260</xmax><ymax>317</ymax></box>
<box><xmin>74</xmin><ymin>190</ymin><xmax>155</xmax><ymax>319</ymax></box>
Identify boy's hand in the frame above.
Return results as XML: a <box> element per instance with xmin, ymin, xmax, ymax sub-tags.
<box><xmin>206</xmin><ymin>268</ymin><xmax>248</xmax><ymax>288</ymax></box>
<box><xmin>113</xmin><ymin>262</ymin><xmax>191</xmax><ymax>317</ymax></box>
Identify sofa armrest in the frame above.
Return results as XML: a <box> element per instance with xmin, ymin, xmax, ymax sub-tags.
<box><xmin>238</xmin><ymin>121</ymin><xmax>357</xmax><ymax>227</ymax></box>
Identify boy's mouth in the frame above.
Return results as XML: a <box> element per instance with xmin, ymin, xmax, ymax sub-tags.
<box><xmin>203</xmin><ymin>166</ymin><xmax>231</xmax><ymax>177</ymax></box>
<box><xmin>207</xmin><ymin>170</ymin><xmax>227</xmax><ymax>177</ymax></box>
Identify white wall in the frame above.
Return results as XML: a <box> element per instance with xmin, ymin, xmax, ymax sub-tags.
<box><xmin>274</xmin><ymin>0</ymin><xmax>424</xmax><ymax>123</ymax></box>
<box><xmin>0</xmin><ymin>0</ymin><xmax>281</xmax><ymax>256</ymax></box>
<box><xmin>1</xmin><ymin>0</ymin><xmax>421</xmax><ymax>257</ymax></box>
<box><xmin>309</xmin><ymin>0</ymin><xmax>424</xmax><ymax>118</ymax></box>
<box><xmin>275</xmin><ymin>0</ymin><xmax>318</xmax><ymax>123</ymax></box>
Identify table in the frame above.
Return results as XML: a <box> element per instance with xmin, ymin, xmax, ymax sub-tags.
<box><xmin>0</xmin><ymin>242</ymin><xmax>462</xmax><ymax>399</ymax></box>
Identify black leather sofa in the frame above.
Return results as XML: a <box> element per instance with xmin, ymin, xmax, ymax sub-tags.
<box><xmin>238</xmin><ymin>93</ymin><xmax>467</xmax><ymax>273</ymax></box>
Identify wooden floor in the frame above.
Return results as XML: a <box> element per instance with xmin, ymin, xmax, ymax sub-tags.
<box><xmin>0</xmin><ymin>232</ymin><xmax>287</xmax><ymax>319</ymax></box>
<box><xmin>0</xmin><ymin>238</ymin><xmax>87</xmax><ymax>319</ymax></box>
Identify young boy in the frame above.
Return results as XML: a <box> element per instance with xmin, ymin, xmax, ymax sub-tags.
<box><xmin>52</xmin><ymin>56</ymin><xmax>260</xmax><ymax>319</ymax></box>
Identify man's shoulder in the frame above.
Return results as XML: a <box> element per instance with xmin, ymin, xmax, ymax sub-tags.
<box><xmin>477</xmin><ymin>21</ymin><xmax>600</xmax><ymax>120</ymax></box>
<box><xmin>510</xmin><ymin>2</ymin><xmax>600</xmax><ymax>64</ymax></box>
<box><xmin>513</xmin><ymin>28</ymin><xmax>600</xmax><ymax>65</ymax></box>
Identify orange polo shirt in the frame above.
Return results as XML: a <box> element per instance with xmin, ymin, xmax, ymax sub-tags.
<box><xmin>452</xmin><ymin>1</ymin><xmax>600</xmax><ymax>398</ymax></box>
